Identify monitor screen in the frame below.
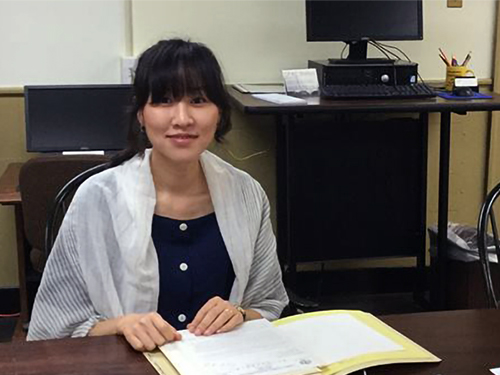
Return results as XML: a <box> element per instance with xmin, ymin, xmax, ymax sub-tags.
<box><xmin>25</xmin><ymin>85</ymin><xmax>133</xmax><ymax>153</ymax></box>
<box><xmin>306</xmin><ymin>0</ymin><xmax>423</xmax><ymax>42</ymax></box>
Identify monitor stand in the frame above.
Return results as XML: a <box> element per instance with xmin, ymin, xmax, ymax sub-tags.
<box><xmin>328</xmin><ymin>40</ymin><xmax>395</xmax><ymax>65</ymax></box>
<box><xmin>327</xmin><ymin>58</ymin><xmax>396</xmax><ymax>65</ymax></box>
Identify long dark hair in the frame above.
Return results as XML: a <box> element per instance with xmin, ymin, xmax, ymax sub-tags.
<box><xmin>110</xmin><ymin>39</ymin><xmax>232</xmax><ymax>167</ymax></box>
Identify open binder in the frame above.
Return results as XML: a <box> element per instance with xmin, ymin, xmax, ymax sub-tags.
<box><xmin>144</xmin><ymin>310</ymin><xmax>440</xmax><ymax>375</ymax></box>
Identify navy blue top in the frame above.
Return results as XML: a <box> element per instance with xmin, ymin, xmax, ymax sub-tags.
<box><xmin>151</xmin><ymin>213</ymin><xmax>235</xmax><ymax>330</ymax></box>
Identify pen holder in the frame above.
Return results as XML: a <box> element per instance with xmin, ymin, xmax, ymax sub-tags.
<box><xmin>445</xmin><ymin>66</ymin><xmax>474</xmax><ymax>91</ymax></box>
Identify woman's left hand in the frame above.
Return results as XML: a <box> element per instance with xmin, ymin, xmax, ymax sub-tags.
<box><xmin>187</xmin><ymin>296</ymin><xmax>244</xmax><ymax>336</ymax></box>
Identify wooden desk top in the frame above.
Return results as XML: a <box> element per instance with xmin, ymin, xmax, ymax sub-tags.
<box><xmin>373</xmin><ymin>309</ymin><xmax>500</xmax><ymax>375</ymax></box>
<box><xmin>0</xmin><ymin>335</ymin><xmax>156</xmax><ymax>375</ymax></box>
<box><xmin>228</xmin><ymin>86</ymin><xmax>500</xmax><ymax>115</ymax></box>
<box><xmin>0</xmin><ymin>163</ymin><xmax>22</xmax><ymax>205</ymax></box>
<box><xmin>1</xmin><ymin>309</ymin><xmax>499</xmax><ymax>375</ymax></box>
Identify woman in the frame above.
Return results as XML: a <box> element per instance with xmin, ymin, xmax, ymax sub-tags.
<box><xmin>27</xmin><ymin>39</ymin><xmax>288</xmax><ymax>351</ymax></box>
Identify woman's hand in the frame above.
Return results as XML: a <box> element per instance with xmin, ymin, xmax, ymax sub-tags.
<box><xmin>116</xmin><ymin>312</ymin><xmax>181</xmax><ymax>352</ymax></box>
<box><xmin>187</xmin><ymin>297</ymin><xmax>244</xmax><ymax>336</ymax></box>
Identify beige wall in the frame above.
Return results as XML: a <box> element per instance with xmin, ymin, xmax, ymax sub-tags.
<box><xmin>0</xmin><ymin>0</ymin><xmax>128</xmax><ymax>85</ymax></box>
<box><xmin>0</xmin><ymin>1</ymin><xmax>498</xmax><ymax>286</ymax></box>
<box><xmin>131</xmin><ymin>0</ymin><xmax>497</xmax><ymax>82</ymax></box>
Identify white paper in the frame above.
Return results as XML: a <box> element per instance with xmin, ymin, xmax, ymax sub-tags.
<box><xmin>252</xmin><ymin>93</ymin><xmax>307</xmax><ymax>105</ymax></box>
<box><xmin>277</xmin><ymin>314</ymin><xmax>404</xmax><ymax>366</ymax></box>
<box><xmin>490</xmin><ymin>367</ymin><xmax>500</xmax><ymax>375</ymax></box>
<box><xmin>233</xmin><ymin>84</ymin><xmax>285</xmax><ymax>94</ymax></box>
<box><xmin>160</xmin><ymin>319</ymin><xmax>320</xmax><ymax>375</ymax></box>
<box><xmin>281</xmin><ymin>69</ymin><xmax>319</xmax><ymax>95</ymax></box>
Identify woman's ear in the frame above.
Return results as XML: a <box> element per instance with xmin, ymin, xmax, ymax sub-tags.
<box><xmin>137</xmin><ymin>109</ymin><xmax>144</xmax><ymax>127</ymax></box>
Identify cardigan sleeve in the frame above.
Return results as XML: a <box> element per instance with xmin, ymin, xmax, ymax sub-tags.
<box><xmin>27</xmin><ymin>199</ymin><xmax>101</xmax><ymax>340</ymax></box>
<box><xmin>241</xmin><ymin>191</ymin><xmax>289</xmax><ymax>320</ymax></box>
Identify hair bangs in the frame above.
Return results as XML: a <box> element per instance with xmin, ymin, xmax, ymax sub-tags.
<box><xmin>148</xmin><ymin>54</ymin><xmax>216</xmax><ymax>104</ymax></box>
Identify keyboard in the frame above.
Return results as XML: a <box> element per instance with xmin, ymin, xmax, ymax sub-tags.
<box><xmin>321</xmin><ymin>83</ymin><xmax>436</xmax><ymax>99</ymax></box>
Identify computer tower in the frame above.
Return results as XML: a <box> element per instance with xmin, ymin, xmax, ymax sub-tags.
<box><xmin>309</xmin><ymin>60</ymin><xmax>419</xmax><ymax>87</ymax></box>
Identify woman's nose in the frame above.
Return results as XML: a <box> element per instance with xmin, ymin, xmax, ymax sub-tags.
<box><xmin>172</xmin><ymin>102</ymin><xmax>193</xmax><ymax>126</ymax></box>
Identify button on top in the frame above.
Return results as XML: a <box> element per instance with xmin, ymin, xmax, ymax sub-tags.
<box><xmin>178</xmin><ymin>314</ymin><xmax>186</xmax><ymax>322</ymax></box>
<box><xmin>179</xmin><ymin>263</ymin><xmax>188</xmax><ymax>271</ymax></box>
<box><xmin>179</xmin><ymin>223</ymin><xmax>188</xmax><ymax>231</ymax></box>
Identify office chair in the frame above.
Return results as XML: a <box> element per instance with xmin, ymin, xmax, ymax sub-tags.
<box><xmin>19</xmin><ymin>155</ymin><xmax>110</xmax><ymax>272</ymax></box>
<box><xmin>477</xmin><ymin>182</ymin><xmax>500</xmax><ymax>308</ymax></box>
<box><xmin>44</xmin><ymin>161</ymin><xmax>110</xmax><ymax>254</ymax></box>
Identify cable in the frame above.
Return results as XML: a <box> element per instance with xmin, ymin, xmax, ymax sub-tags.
<box><xmin>369</xmin><ymin>41</ymin><xmax>401</xmax><ymax>61</ymax></box>
<box><xmin>373</xmin><ymin>40</ymin><xmax>412</xmax><ymax>62</ymax></box>
<box><xmin>221</xmin><ymin>145</ymin><xmax>270</xmax><ymax>162</ymax></box>
<box><xmin>0</xmin><ymin>313</ymin><xmax>20</xmax><ymax>318</ymax></box>
<box><xmin>368</xmin><ymin>41</ymin><xmax>393</xmax><ymax>61</ymax></box>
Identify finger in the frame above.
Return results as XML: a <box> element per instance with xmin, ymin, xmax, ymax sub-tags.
<box><xmin>204</xmin><ymin>308</ymin><xmax>235</xmax><ymax>336</ymax></box>
<box><xmin>140</xmin><ymin>316</ymin><xmax>170</xmax><ymax>347</ymax></box>
<box><xmin>194</xmin><ymin>303</ymin><xmax>227</xmax><ymax>335</ymax></box>
<box><xmin>151</xmin><ymin>313</ymin><xmax>180</xmax><ymax>342</ymax></box>
<box><xmin>134</xmin><ymin>327</ymin><xmax>157</xmax><ymax>352</ymax></box>
<box><xmin>125</xmin><ymin>332</ymin><xmax>146</xmax><ymax>352</ymax></box>
<box><xmin>189</xmin><ymin>297</ymin><xmax>222</xmax><ymax>332</ymax></box>
<box><xmin>216</xmin><ymin>313</ymin><xmax>242</xmax><ymax>334</ymax></box>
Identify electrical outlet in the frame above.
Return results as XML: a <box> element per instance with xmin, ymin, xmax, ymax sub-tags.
<box><xmin>447</xmin><ymin>0</ymin><xmax>463</xmax><ymax>8</ymax></box>
<box><xmin>121</xmin><ymin>57</ymin><xmax>137</xmax><ymax>84</ymax></box>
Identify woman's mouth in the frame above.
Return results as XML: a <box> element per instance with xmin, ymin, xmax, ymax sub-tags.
<box><xmin>166</xmin><ymin>133</ymin><xmax>198</xmax><ymax>146</ymax></box>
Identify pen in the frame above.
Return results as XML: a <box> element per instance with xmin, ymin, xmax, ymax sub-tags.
<box><xmin>439</xmin><ymin>54</ymin><xmax>450</xmax><ymax>66</ymax></box>
<box><xmin>452</xmin><ymin>55</ymin><xmax>458</xmax><ymax>66</ymax></box>
<box><xmin>439</xmin><ymin>48</ymin><xmax>451</xmax><ymax>66</ymax></box>
<box><xmin>462</xmin><ymin>51</ymin><xmax>472</xmax><ymax>66</ymax></box>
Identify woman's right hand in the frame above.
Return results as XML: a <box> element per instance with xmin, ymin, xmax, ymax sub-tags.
<box><xmin>116</xmin><ymin>312</ymin><xmax>181</xmax><ymax>351</ymax></box>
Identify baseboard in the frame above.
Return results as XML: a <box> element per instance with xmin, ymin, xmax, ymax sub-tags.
<box><xmin>0</xmin><ymin>288</ymin><xmax>20</xmax><ymax>314</ymax></box>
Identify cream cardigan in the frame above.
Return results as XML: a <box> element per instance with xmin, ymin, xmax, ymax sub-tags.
<box><xmin>27</xmin><ymin>150</ymin><xmax>288</xmax><ymax>340</ymax></box>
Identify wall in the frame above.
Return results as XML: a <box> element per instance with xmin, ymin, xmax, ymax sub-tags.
<box><xmin>0</xmin><ymin>0</ymin><xmax>128</xmax><ymax>86</ymax></box>
<box><xmin>131</xmin><ymin>0</ymin><xmax>496</xmax><ymax>82</ymax></box>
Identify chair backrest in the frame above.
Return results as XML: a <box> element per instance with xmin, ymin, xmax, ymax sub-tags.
<box><xmin>45</xmin><ymin>162</ymin><xmax>110</xmax><ymax>254</ymax></box>
<box><xmin>19</xmin><ymin>155</ymin><xmax>110</xmax><ymax>271</ymax></box>
<box><xmin>477</xmin><ymin>182</ymin><xmax>500</xmax><ymax>308</ymax></box>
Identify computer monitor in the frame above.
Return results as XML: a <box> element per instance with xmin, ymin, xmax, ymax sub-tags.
<box><xmin>306</xmin><ymin>0</ymin><xmax>423</xmax><ymax>63</ymax></box>
<box><xmin>25</xmin><ymin>85</ymin><xmax>133</xmax><ymax>153</ymax></box>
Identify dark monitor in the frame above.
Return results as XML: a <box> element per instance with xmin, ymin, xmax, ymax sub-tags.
<box><xmin>25</xmin><ymin>85</ymin><xmax>133</xmax><ymax>153</ymax></box>
<box><xmin>306</xmin><ymin>0</ymin><xmax>423</xmax><ymax>62</ymax></box>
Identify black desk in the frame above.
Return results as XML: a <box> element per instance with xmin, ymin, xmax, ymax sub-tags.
<box><xmin>228</xmin><ymin>87</ymin><xmax>500</xmax><ymax>309</ymax></box>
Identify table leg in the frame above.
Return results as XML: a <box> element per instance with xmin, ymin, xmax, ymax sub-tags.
<box><xmin>14</xmin><ymin>205</ymin><xmax>29</xmax><ymax>328</ymax></box>
<box><xmin>432</xmin><ymin>111</ymin><xmax>451</xmax><ymax>310</ymax></box>
<box><xmin>276</xmin><ymin>115</ymin><xmax>295</xmax><ymax>286</ymax></box>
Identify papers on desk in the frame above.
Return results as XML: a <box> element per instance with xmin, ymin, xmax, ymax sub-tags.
<box><xmin>162</xmin><ymin>319</ymin><xmax>319</xmax><ymax>375</ymax></box>
<box><xmin>252</xmin><ymin>94</ymin><xmax>307</xmax><ymax>105</ymax></box>
<box><xmin>144</xmin><ymin>310</ymin><xmax>440</xmax><ymax>375</ymax></box>
<box><xmin>233</xmin><ymin>83</ymin><xmax>285</xmax><ymax>94</ymax></box>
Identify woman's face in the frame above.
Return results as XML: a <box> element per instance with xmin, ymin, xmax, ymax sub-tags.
<box><xmin>139</xmin><ymin>94</ymin><xmax>219</xmax><ymax>165</ymax></box>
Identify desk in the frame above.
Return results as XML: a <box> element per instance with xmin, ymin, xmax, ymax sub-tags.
<box><xmin>228</xmin><ymin>88</ymin><xmax>500</xmax><ymax>309</ymax></box>
<box><xmin>0</xmin><ymin>163</ymin><xmax>28</xmax><ymax>326</ymax></box>
<box><xmin>1</xmin><ymin>309</ymin><xmax>499</xmax><ymax>374</ymax></box>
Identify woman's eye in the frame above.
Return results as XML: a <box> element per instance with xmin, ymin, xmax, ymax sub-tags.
<box><xmin>160</xmin><ymin>97</ymin><xmax>173</xmax><ymax>104</ymax></box>
<box><xmin>191</xmin><ymin>96</ymin><xmax>208</xmax><ymax>104</ymax></box>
